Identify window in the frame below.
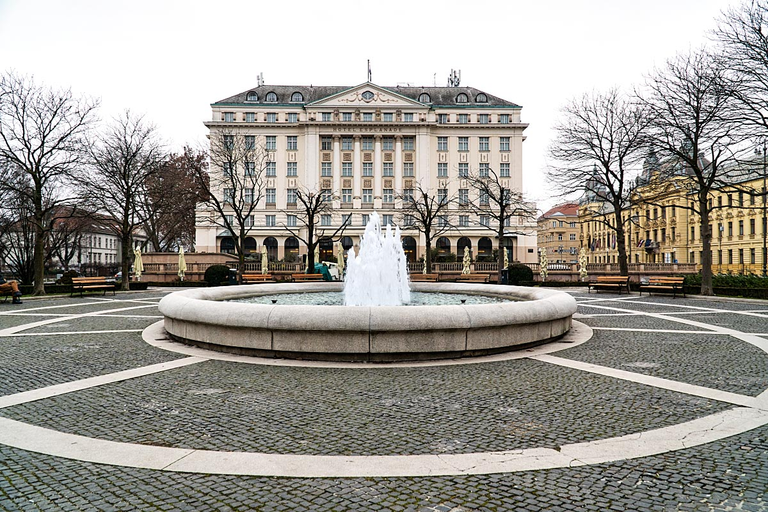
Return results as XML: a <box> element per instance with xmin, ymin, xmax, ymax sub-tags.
<box><xmin>458</xmin><ymin>163</ymin><xmax>469</xmax><ymax>178</ymax></box>
<box><xmin>480</xmin><ymin>191</ymin><xmax>489</xmax><ymax>205</ymax></box>
<box><xmin>244</xmin><ymin>161</ymin><xmax>255</xmax><ymax>176</ymax></box>
<box><xmin>403</xmin><ymin>162</ymin><xmax>414</xmax><ymax>177</ymax></box>
<box><xmin>739</xmin><ymin>220</ymin><xmax>744</xmax><ymax>236</ymax></box>
<box><xmin>459</xmin><ymin>189</ymin><xmax>469</xmax><ymax>205</ymax></box>
<box><xmin>223</xmin><ymin>162</ymin><xmax>234</xmax><ymax>176</ymax></box>
<box><xmin>382</xmin><ymin>137</ymin><xmax>394</xmax><ymax>150</ymax></box>
<box><xmin>476</xmin><ymin>93</ymin><xmax>488</xmax><ymax>103</ymax></box>
<box><xmin>363</xmin><ymin>112</ymin><xmax>373</xmax><ymax>122</ymax></box>
<box><xmin>402</xmin><ymin>137</ymin><xmax>415</xmax><ymax>151</ymax></box>
<box><xmin>728</xmin><ymin>221</ymin><xmax>733</xmax><ymax>236</ymax></box>
<box><xmin>266</xmin><ymin>188</ymin><xmax>276</xmax><ymax>204</ymax></box>
<box><xmin>266</xmin><ymin>215</ymin><xmax>276</xmax><ymax>227</ymax></box>
<box><xmin>479</xmin><ymin>163</ymin><xmax>489</xmax><ymax>177</ymax></box>
<box><xmin>245</xmin><ymin>135</ymin><xmax>256</xmax><ymax>149</ymax></box>
<box><xmin>342</xmin><ymin>162</ymin><xmax>353</xmax><ymax>177</ymax></box>
<box><xmin>728</xmin><ymin>249</ymin><xmax>733</xmax><ymax>264</ymax></box>
<box><xmin>321</xmin><ymin>215</ymin><xmax>331</xmax><ymax>226</ymax></box>
<box><xmin>459</xmin><ymin>215</ymin><xmax>469</xmax><ymax>227</ymax></box>
<box><xmin>290</xmin><ymin>92</ymin><xmax>304</xmax><ymax>102</ymax></box>
<box><xmin>500</xmin><ymin>163</ymin><xmax>510</xmax><ymax>177</ymax></box>
<box><xmin>246</xmin><ymin>91</ymin><xmax>258</xmax><ymax>101</ymax></box>
<box><xmin>321</xmin><ymin>189</ymin><xmax>332</xmax><ymax>202</ymax></box>
<box><xmin>499</xmin><ymin>114</ymin><xmax>509</xmax><ymax>124</ymax></box>
<box><xmin>383</xmin><ymin>162</ymin><xmax>394</xmax><ymax>177</ymax></box>
<box><xmin>383</xmin><ymin>214</ymin><xmax>393</xmax><ymax>225</ymax></box>
<box><xmin>570</xmin><ymin>233</ymin><xmax>576</xmax><ymax>241</ymax></box>
<box><xmin>404</xmin><ymin>214</ymin><xmax>415</xmax><ymax>226</ymax></box>
<box><xmin>362</xmin><ymin>137</ymin><xmax>374</xmax><ymax>150</ymax></box>
<box><xmin>479</xmin><ymin>137</ymin><xmax>490</xmax><ymax>151</ymax></box>
<box><xmin>321</xmin><ymin>162</ymin><xmax>332</xmax><ymax>177</ymax></box>
<box><xmin>751</xmin><ymin>248</ymin><xmax>756</xmax><ymax>264</ymax></box>
<box><xmin>321</xmin><ymin>136</ymin><xmax>332</xmax><ymax>150</ymax></box>
<box><xmin>437</xmin><ymin>137</ymin><xmax>448</xmax><ymax>151</ymax></box>
<box><xmin>363</xmin><ymin>162</ymin><xmax>373</xmax><ymax>176</ymax></box>
<box><xmin>265</xmin><ymin>92</ymin><xmax>278</xmax><ymax>102</ymax></box>
<box><xmin>383</xmin><ymin>112</ymin><xmax>393</xmax><ymax>122</ymax></box>
<box><xmin>342</xmin><ymin>112</ymin><xmax>352</xmax><ymax>122</ymax></box>
<box><xmin>287</xmin><ymin>136</ymin><xmax>298</xmax><ymax>150</ymax></box>
<box><xmin>479</xmin><ymin>114</ymin><xmax>489</xmax><ymax>124</ymax></box>
<box><xmin>458</xmin><ymin>137</ymin><xmax>469</xmax><ymax>151</ymax></box>
<box><xmin>362</xmin><ymin>91</ymin><xmax>374</xmax><ymax>101</ymax></box>
<box><xmin>480</xmin><ymin>215</ymin><xmax>490</xmax><ymax>226</ymax></box>
<box><xmin>456</xmin><ymin>93</ymin><xmax>468</xmax><ymax>103</ymax></box>
<box><xmin>322</xmin><ymin>112</ymin><xmax>332</xmax><ymax>122</ymax></box>
<box><xmin>342</xmin><ymin>188</ymin><xmax>352</xmax><ymax>203</ymax></box>
<box><xmin>404</xmin><ymin>113</ymin><xmax>413</xmax><ymax>122</ymax></box>
<box><xmin>739</xmin><ymin>248</ymin><xmax>744</xmax><ymax>264</ymax></box>
<box><xmin>245</xmin><ymin>112</ymin><xmax>256</xmax><ymax>123</ymax></box>
<box><xmin>287</xmin><ymin>214</ymin><xmax>297</xmax><ymax>227</ymax></box>
<box><xmin>437</xmin><ymin>188</ymin><xmax>448</xmax><ymax>204</ymax></box>
<box><xmin>266</xmin><ymin>162</ymin><xmax>276</xmax><ymax>176</ymax></box>
<box><xmin>383</xmin><ymin>188</ymin><xmax>394</xmax><ymax>203</ymax></box>
<box><xmin>224</xmin><ymin>134</ymin><xmax>234</xmax><ymax>149</ymax></box>
<box><xmin>459</xmin><ymin>114</ymin><xmax>469</xmax><ymax>124</ymax></box>
<box><xmin>751</xmin><ymin>218</ymin><xmax>756</xmax><ymax>234</ymax></box>
<box><xmin>287</xmin><ymin>189</ymin><xmax>297</xmax><ymax>204</ymax></box>
<box><xmin>418</xmin><ymin>93</ymin><xmax>431</xmax><ymax>103</ymax></box>
<box><xmin>342</xmin><ymin>137</ymin><xmax>353</xmax><ymax>150</ymax></box>
<box><xmin>266</xmin><ymin>136</ymin><xmax>276</xmax><ymax>150</ymax></box>
<box><xmin>287</xmin><ymin>162</ymin><xmax>297</xmax><ymax>176</ymax></box>
<box><xmin>224</xmin><ymin>112</ymin><xmax>235</xmax><ymax>122</ymax></box>
<box><xmin>438</xmin><ymin>113</ymin><xmax>448</xmax><ymax>124</ymax></box>
<box><xmin>362</xmin><ymin>214</ymin><xmax>370</xmax><ymax>225</ymax></box>
<box><xmin>500</xmin><ymin>136</ymin><xmax>510</xmax><ymax>152</ymax></box>
<box><xmin>288</xmin><ymin>113</ymin><xmax>298</xmax><ymax>123</ymax></box>
<box><xmin>266</xmin><ymin>113</ymin><xmax>277</xmax><ymax>123</ymax></box>
<box><xmin>403</xmin><ymin>188</ymin><xmax>414</xmax><ymax>202</ymax></box>
<box><xmin>342</xmin><ymin>214</ymin><xmax>352</xmax><ymax>226</ymax></box>
<box><xmin>223</xmin><ymin>188</ymin><xmax>234</xmax><ymax>203</ymax></box>
<box><xmin>363</xmin><ymin>189</ymin><xmax>373</xmax><ymax>203</ymax></box>
<box><xmin>438</xmin><ymin>162</ymin><xmax>448</xmax><ymax>177</ymax></box>
<box><xmin>437</xmin><ymin>215</ymin><xmax>447</xmax><ymax>227</ymax></box>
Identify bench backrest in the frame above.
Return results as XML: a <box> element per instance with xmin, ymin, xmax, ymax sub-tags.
<box><xmin>243</xmin><ymin>274</ymin><xmax>272</xmax><ymax>278</ymax></box>
<box><xmin>72</xmin><ymin>277</ymin><xmax>109</xmax><ymax>284</ymax></box>
<box><xmin>648</xmin><ymin>277</ymin><xmax>684</xmax><ymax>284</ymax></box>
<box><xmin>595</xmin><ymin>276</ymin><xmax>629</xmax><ymax>283</ymax></box>
<box><xmin>292</xmin><ymin>274</ymin><xmax>323</xmax><ymax>279</ymax></box>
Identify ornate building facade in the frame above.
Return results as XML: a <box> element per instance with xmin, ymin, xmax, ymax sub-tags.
<box><xmin>537</xmin><ymin>203</ymin><xmax>579</xmax><ymax>263</ymax></box>
<box><xmin>194</xmin><ymin>82</ymin><xmax>537</xmax><ymax>264</ymax></box>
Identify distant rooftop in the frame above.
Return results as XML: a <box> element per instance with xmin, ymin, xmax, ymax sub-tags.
<box><xmin>539</xmin><ymin>203</ymin><xmax>579</xmax><ymax>220</ymax></box>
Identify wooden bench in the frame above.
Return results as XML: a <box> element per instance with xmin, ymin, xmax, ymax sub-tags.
<box><xmin>242</xmin><ymin>273</ymin><xmax>274</xmax><ymax>284</ymax></box>
<box><xmin>291</xmin><ymin>273</ymin><xmax>325</xmax><ymax>282</ymax></box>
<box><xmin>71</xmin><ymin>277</ymin><xmax>116</xmax><ymax>297</ymax></box>
<box><xmin>640</xmin><ymin>277</ymin><xmax>686</xmax><ymax>298</ymax></box>
<box><xmin>455</xmin><ymin>274</ymin><xmax>489</xmax><ymax>283</ymax></box>
<box><xmin>588</xmin><ymin>276</ymin><xmax>631</xmax><ymax>294</ymax></box>
<box><xmin>409</xmin><ymin>273</ymin><xmax>439</xmax><ymax>282</ymax></box>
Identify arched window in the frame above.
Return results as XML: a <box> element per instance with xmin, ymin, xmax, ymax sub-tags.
<box><xmin>436</xmin><ymin>237</ymin><xmax>451</xmax><ymax>256</ymax></box>
<box><xmin>341</xmin><ymin>236</ymin><xmax>354</xmax><ymax>250</ymax></box>
<box><xmin>220</xmin><ymin>237</ymin><xmax>235</xmax><ymax>254</ymax></box>
<box><xmin>475</xmin><ymin>93</ymin><xmax>488</xmax><ymax>103</ymax></box>
<box><xmin>290</xmin><ymin>92</ymin><xmax>304</xmax><ymax>102</ymax></box>
<box><xmin>246</xmin><ymin>91</ymin><xmax>258</xmax><ymax>101</ymax></box>
<box><xmin>284</xmin><ymin>237</ymin><xmax>300</xmax><ymax>262</ymax></box>
<box><xmin>244</xmin><ymin>237</ymin><xmax>257</xmax><ymax>254</ymax></box>
<box><xmin>457</xmin><ymin>237</ymin><xmax>472</xmax><ymax>258</ymax></box>
<box><xmin>456</xmin><ymin>93</ymin><xmax>468</xmax><ymax>103</ymax></box>
<box><xmin>401</xmin><ymin>236</ymin><xmax>417</xmax><ymax>262</ymax></box>
<box><xmin>263</xmin><ymin>236</ymin><xmax>278</xmax><ymax>261</ymax></box>
<box><xmin>265</xmin><ymin>92</ymin><xmax>278</xmax><ymax>103</ymax></box>
<box><xmin>478</xmin><ymin>237</ymin><xmax>493</xmax><ymax>258</ymax></box>
<box><xmin>418</xmin><ymin>93</ymin><xmax>431</xmax><ymax>103</ymax></box>
<box><xmin>319</xmin><ymin>238</ymin><xmax>334</xmax><ymax>262</ymax></box>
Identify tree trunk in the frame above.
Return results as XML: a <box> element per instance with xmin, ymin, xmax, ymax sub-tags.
<box><xmin>699</xmin><ymin>201</ymin><xmax>714</xmax><ymax>296</ymax></box>
<box><xmin>121</xmin><ymin>233</ymin><xmax>132</xmax><ymax>291</ymax></box>
<box><xmin>614</xmin><ymin>211</ymin><xmax>629</xmax><ymax>276</ymax></box>
<box><xmin>32</xmin><ymin>218</ymin><xmax>46</xmax><ymax>296</ymax></box>
<box><xmin>424</xmin><ymin>233</ymin><xmax>432</xmax><ymax>273</ymax></box>
<box><xmin>497</xmin><ymin>231</ymin><xmax>505</xmax><ymax>284</ymax></box>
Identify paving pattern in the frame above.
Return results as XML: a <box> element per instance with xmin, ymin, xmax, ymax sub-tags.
<box><xmin>0</xmin><ymin>288</ymin><xmax>766</xmax><ymax>510</ymax></box>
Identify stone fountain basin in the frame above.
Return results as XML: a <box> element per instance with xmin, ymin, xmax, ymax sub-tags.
<box><xmin>158</xmin><ymin>282</ymin><xmax>578</xmax><ymax>362</ymax></box>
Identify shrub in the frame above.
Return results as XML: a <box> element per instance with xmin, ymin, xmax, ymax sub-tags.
<box><xmin>59</xmin><ymin>270</ymin><xmax>79</xmax><ymax>285</ymax></box>
<box><xmin>204</xmin><ymin>265</ymin><xmax>231</xmax><ymax>287</ymax></box>
<box><xmin>507</xmin><ymin>263</ymin><xmax>533</xmax><ymax>285</ymax></box>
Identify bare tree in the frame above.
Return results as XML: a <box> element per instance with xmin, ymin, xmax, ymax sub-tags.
<box><xmin>465</xmin><ymin>167</ymin><xmax>538</xmax><ymax>283</ymax></box>
<box><xmin>279</xmin><ymin>187</ymin><xmax>349</xmax><ymax>273</ymax></box>
<box><xmin>195</xmin><ymin>130</ymin><xmax>268</xmax><ymax>279</ymax></box>
<box><xmin>49</xmin><ymin>210</ymin><xmax>90</xmax><ymax>271</ymax></box>
<box><xmin>0</xmin><ymin>72</ymin><xmax>99</xmax><ymax>294</ymax></box>
<box><xmin>84</xmin><ymin>111</ymin><xmax>164</xmax><ymax>291</ymax></box>
<box><xmin>637</xmin><ymin>49</ymin><xmax>750</xmax><ymax>295</ymax></box>
<box><xmin>142</xmin><ymin>147</ymin><xmax>208</xmax><ymax>252</ymax></box>
<box><xmin>548</xmin><ymin>88</ymin><xmax>650</xmax><ymax>275</ymax></box>
<box><xmin>397</xmin><ymin>183</ymin><xmax>455</xmax><ymax>271</ymax></box>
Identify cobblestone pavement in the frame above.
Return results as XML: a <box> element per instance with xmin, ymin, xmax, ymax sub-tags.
<box><xmin>0</xmin><ymin>289</ymin><xmax>766</xmax><ymax>510</ymax></box>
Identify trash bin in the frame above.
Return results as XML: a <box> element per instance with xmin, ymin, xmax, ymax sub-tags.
<box><xmin>500</xmin><ymin>269</ymin><xmax>509</xmax><ymax>285</ymax></box>
<box><xmin>228</xmin><ymin>268</ymin><xmax>238</xmax><ymax>285</ymax></box>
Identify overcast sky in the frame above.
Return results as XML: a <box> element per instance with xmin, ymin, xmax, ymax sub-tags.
<box><xmin>0</xmin><ymin>0</ymin><xmax>733</xmax><ymax>211</ymax></box>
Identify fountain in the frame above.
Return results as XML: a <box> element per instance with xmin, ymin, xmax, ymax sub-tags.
<box><xmin>158</xmin><ymin>214</ymin><xmax>577</xmax><ymax>362</ymax></box>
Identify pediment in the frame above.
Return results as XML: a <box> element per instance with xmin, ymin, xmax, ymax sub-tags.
<box><xmin>307</xmin><ymin>83</ymin><xmax>426</xmax><ymax>108</ymax></box>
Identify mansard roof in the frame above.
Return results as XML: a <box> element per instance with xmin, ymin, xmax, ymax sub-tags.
<box><xmin>213</xmin><ymin>83</ymin><xmax>521</xmax><ymax>108</ymax></box>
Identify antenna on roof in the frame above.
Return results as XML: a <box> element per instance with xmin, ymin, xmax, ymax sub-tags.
<box><xmin>447</xmin><ymin>69</ymin><xmax>461</xmax><ymax>87</ymax></box>
<box><xmin>367</xmin><ymin>60</ymin><xmax>372</xmax><ymax>82</ymax></box>
<box><xmin>257</xmin><ymin>73</ymin><xmax>264</xmax><ymax>87</ymax></box>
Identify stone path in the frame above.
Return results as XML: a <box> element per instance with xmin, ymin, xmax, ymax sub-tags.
<box><xmin>0</xmin><ymin>289</ymin><xmax>766</xmax><ymax>510</ymax></box>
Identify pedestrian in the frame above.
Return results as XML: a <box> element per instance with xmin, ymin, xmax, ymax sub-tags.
<box><xmin>0</xmin><ymin>273</ymin><xmax>23</xmax><ymax>304</ymax></box>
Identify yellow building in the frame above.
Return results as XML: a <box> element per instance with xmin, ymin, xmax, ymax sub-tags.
<box><xmin>538</xmin><ymin>203</ymin><xmax>579</xmax><ymax>263</ymax></box>
<box><xmin>195</xmin><ymin>81</ymin><xmax>538</xmax><ymax>264</ymax></box>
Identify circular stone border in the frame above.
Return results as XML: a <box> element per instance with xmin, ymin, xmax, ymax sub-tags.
<box><xmin>158</xmin><ymin>282</ymin><xmax>577</xmax><ymax>362</ymax></box>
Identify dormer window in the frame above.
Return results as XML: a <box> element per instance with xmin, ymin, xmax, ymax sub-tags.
<box><xmin>456</xmin><ymin>93</ymin><xmax>468</xmax><ymax>103</ymax></box>
<box><xmin>290</xmin><ymin>92</ymin><xmax>304</xmax><ymax>102</ymax></box>
<box><xmin>246</xmin><ymin>91</ymin><xmax>258</xmax><ymax>101</ymax></box>
<box><xmin>265</xmin><ymin>92</ymin><xmax>278</xmax><ymax>102</ymax></box>
<box><xmin>361</xmin><ymin>90</ymin><xmax>375</xmax><ymax>101</ymax></box>
<box><xmin>418</xmin><ymin>93</ymin><xmax>431</xmax><ymax>103</ymax></box>
<box><xmin>476</xmin><ymin>93</ymin><xmax>488</xmax><ymax>103</ymax></box>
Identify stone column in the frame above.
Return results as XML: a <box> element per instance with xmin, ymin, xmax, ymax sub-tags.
<box><xmin>374</xmin><ymin>135</ymin><xmax>382</xmax><ymax>208</ymax></box>
<box><xmin>332</xmin><ymin>135</ymin><xmax>341</xmax><ymax>195</ymax></box>
<box><xmin>353</xmin><ymin>135</ymin><xmax>362</xmax><ymax>202</ymax></box>
<box><xmin>394</xmin><ymin>135</ymin><xmax>403</xmax><ymax>194</ymax></box>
